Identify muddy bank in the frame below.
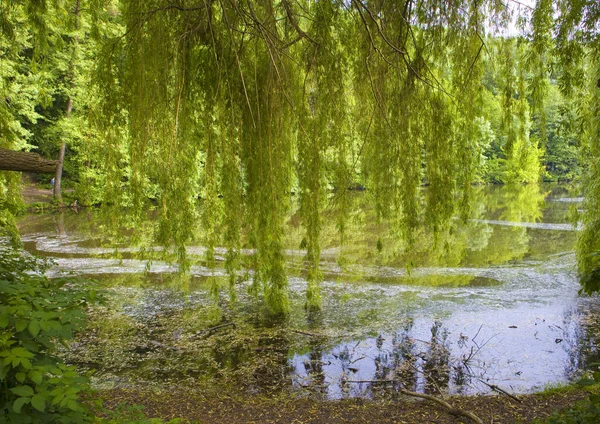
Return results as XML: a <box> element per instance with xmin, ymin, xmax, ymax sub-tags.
<box><xmin>96</xmin><ymin>387</ymin><xmax>589</xmax><ymax>423</ymax></box>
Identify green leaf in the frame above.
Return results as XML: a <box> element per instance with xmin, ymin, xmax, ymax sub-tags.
<box><xmin>0</xmin><ymin>364</ymin><xmax>10</xmax><ymax>380</ymax></box>
<box><xmin>20</xmin><ymin>357</ymin><xmax>32</xmax><ymax>369</ymax></box>
<box><xmin>15</xmin><ymin>319</ymin><xmax>28</xmax><ymax>332</ymax></box>
<box><xmin>31</xmin><ymin>394</ymin><xmax>45</xmax><ymax>412</ymax></box>
<box><xmin>49</xmin><ymin>321</ymin><xmax>62</xmax><ymax>331</ymax></box>
<box><xmin>67</xmin><ymin>399</ymin><xmax>80</xmax><ymax>411</ymax></box>
<box><xmin>10</xmin><ymin>385</ymin><xmax>34</xmax><ymax>397</ymax></box>
<box><xmin>13</xmin><ymin>396</ymin><xmax>30</xmax><ymax>413</ymax></box>
<box><xmin>0</xmin><ymin>314</ymin><xmax>8</xmax><ymax>328</ymax></box>
<box><xmin>21</xmin><ymin>340</ymin><xmax>39</xmax><ymax>353</ymax></box>
<box><xmin>16</xmin><ymin>372</ymin><xmax>26</xmax><ymax>383</ymax></box>
<box><xmin>28</xmin><ymin>320</ymin><xmax>40</xmax><ymax>337</ymax></box>
<box><xmin>51</xmin><ymin>393</ymin><xmax>64</xmax><ymax>405</ymax></box>
<box><xmin>28</xmin><ymin>370</ymin><xmax>43</xmax><ymax>385</ymax></box>
<box><xmin>12</xmin><ymin>347</ymin><xmax>34</xmax><ymax>358</ymax></box>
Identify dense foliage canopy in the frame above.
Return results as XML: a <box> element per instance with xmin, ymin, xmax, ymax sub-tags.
<box><xmin>1</xmin><ymin>0</ymin><xmax>599</xmax><ymax>313</ymax></box>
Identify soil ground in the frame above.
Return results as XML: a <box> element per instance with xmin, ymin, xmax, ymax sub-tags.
<box><xmin>96</xmin><ymin>387</ymin><xmax>589</xmax><ymax>423</ymax></box>
<box><xmin>22</xmin><ymin>184</ymin><xmax>54</xmax><ymax>204</ymax></box>
<box><xmin>21</xmin><ymin>182</ymin><xmax>75</xmax><ymax>206</ymax></box>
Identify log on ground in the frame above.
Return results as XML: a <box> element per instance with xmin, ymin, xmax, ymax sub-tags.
<box><xmin>0</xmin><ymin>149</ymin><xmax>58</xmax><ymax>174</ymax></box>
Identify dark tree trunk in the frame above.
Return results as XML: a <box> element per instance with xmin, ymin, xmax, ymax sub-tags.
<box><xmin>53</xmin><ymin>141</ymin><xmax>66</xmax><ymax>202</ymax></box>
<box><xmin>54</xmin><ymin>0</ymin><xmax>80</xmax><ymax>204</ymax></box>
<box><xmin>53</xmin><ymin>98</ymin><xmax>70</xmax><ymax>202</ymax></box>
<box><xmin>0</xmin><ymin>149</ymin><xmax>58</xmax><ymax>173</ymax></box>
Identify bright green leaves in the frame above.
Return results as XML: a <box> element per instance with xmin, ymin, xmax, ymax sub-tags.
<box><xmin>13</xmin><ymin>395</ymin><xmax>31</xmax><ymax>413</ymax></box>
<box><xmin>295</xmin><ymin>0</ymin><xmax>350</xmax><ymax>310</ymax></box>
<box><xmin>28</xmin><ymin>369</ymin><xmax>43</xmax><ymax>385</ymax></box>
<box><xmin>9</xmin><ymin>379</ymin><xmax>82</xmax><ymax>413</ymax></box>
<box><xmin>0</xmin><ymin>247</ymin><xmax>95</xmax><ymax>421</ymax></box>
<box><xmin>576</xmin><ymin>51</ymin><xmax>600</xmax><ymax>293</ymax></box>
<box><xmin>15</xmin><ymin>319</ymin><xmax>28</xmax><ymax>333</ymax></box>
<box><xmin>73</xmin><ymin>0</ymin><xmax>599</xmax><ymax>308</ymax></box>
<box><xmin>528</xmin><ymin>0</ymin><xmax>554</xmax><ymax>146</ymax></box>
<box><xmin>31</xmin><ymin>393</ymin><xmax>46</xmax><ymax>412</ymax></box>
<box><xmin>28</xmin><ymin>319</ymin><xmax>40</xmax><ymax>337</ymax></box>
<box><xmin>10</xmin><ymin>384</ymin><xmax>34</xmax><ymax>397</ymax></box>
<box><xmin>2</xmin><ymin>347</ymin><xmax>34</xmax><ymax>369</ymax></box>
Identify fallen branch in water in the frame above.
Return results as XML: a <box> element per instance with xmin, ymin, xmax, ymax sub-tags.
<box><xmin>190</xmin><ymin>322</ymin><xmax>236</xmax><ymax>340</ymax></box>
<box><xmin>150</xmin><ymin>340</ymin><xmax>181</xmax><ymax>351</ymax></box>
<box><xmin>478</xmin><ymin>379</ymin><xmax>522</xmax><ymax>403</ymax></box>
<box><xmin>345</xmin><ymin>380</ymin><xmax>399</xmax><ymax>384</ymax></box>
<box><xmin>345</xmin><ymin>380</ymin><xmax>483</xmax><ymax>424</ymax></box>
<box><xmin>289</xmin><ymin>329</ymin><xmax>326</xmax><ymax>337</ymax></box>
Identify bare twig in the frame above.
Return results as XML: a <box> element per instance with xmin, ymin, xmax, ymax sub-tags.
<box><xmin>345</xmin><ymin>380</ymin><xmax>484</xmax><ymax>424</ymax></box>
<box><xmin>190</xmin><ymin>322</ymin><xmax>236</xmax><ymax>339</ymax></box>
<box><xmin>396</xmin><ymin>386</ymin><xmax>484</xmax><ymax>424</ymax></box>
<box><xmin>477</xmin><ymin>379</ymin><xmax>522</xmax><ymax>403</ymax></box>
<box><xmin>346</xmin><ymin>379</ymin><xmax>399</xmax><ymax>383</ymax></box>
<box><xmin>290</xmin><ymin>329</ymin><xmax>325</xmax><ymax>337</ymax></box>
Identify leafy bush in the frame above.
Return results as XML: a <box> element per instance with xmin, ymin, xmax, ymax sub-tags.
<box><xmin>0</xmin><ymin>247</ymin><xmax>97</xmax><ymax>423</ymax></box>
<box><xmin>545</xmin><ymin>366</ymin><xmax>600</xmax><ymax>424</ymax></box>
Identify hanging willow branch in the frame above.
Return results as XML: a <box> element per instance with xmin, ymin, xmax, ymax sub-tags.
<box><xmin>73</xmin><ymin>0</ymin><xmax>600</xmax><ymax>311</ymax></box>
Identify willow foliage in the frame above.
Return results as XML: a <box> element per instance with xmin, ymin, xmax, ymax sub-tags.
<box><xmin>5</xmin><ymin>0</ymin><xmax>600</xmax><ymax>310</ymax></box>
<box><xmin>92</xmin><ymin>0</ymin><xmax>501</xmax><ymax>313</ymax></box>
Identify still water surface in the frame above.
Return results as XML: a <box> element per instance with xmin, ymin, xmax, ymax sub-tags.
<box><xmin>17</xmin><ymin>184</ymin><xmax>600</xmax><ymax>399</ymax></box>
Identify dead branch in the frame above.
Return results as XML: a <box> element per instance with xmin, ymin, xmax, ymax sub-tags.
<box><xmin>289</xmin><ymin>329</ymin><xmax>325</xmax><ymax>337</ymax></box>
<box><xmin>478</xmin><ymin>379</ymin><xmax>522</xmax><ymax>403</ymax></box>
<box><xmin>190</xmin><ymin>322</ymin><xmax>236</xmax><ymax>340</ymax></box>
<box><xmin>397</xmin><ymin>387</ymin><xmax>484</xmax><ymax>424</ymax></box>
<box><xmin>345</xmin><ymin>380</ymin><xmax>484</xmax><ymax>424</ymax></box>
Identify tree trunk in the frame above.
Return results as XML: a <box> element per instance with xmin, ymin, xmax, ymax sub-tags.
<box><xmin>53</xmin><ymin>140</ymin><xmax>67</xmax><ymax>202</ymax></box>
<box><xmin>53</xmin><ymin>95</ymin><xmax>71</xmax><ymax>202</ymax></box>
<box><xmin>0</xmin><ymin>149</ymin><xmax>58</xmax><ymax>173</ymax></box>
<box><xmin>54</xmin><ymin>0</ymin><xmax>80</xmax><ymax>204</ymax></box>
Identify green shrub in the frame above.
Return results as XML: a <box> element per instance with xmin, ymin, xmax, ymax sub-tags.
<box><xmin>0</xmin><ymin>247</ymin><xmax>98</xmax><ymax>423</ymax></box>
<box><xmin>544</xmin><ymin>366</ymin><xmax>600</xmax><ymax>424</ymax></box>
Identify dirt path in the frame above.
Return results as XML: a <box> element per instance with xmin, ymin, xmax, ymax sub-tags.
<box><xmin>97</xmin><ymin>388</ymin><xmax>587</xmax><ymax>423</ymax></box>
<box><xmin>21</xmin><ymin>184</ymin><xmax>54</xmax><ymax>204</ymax></box>
<box><xmin>21</xmin><ymin>183</ymin><xmax>76</xmax><ymax>205</ymax></box>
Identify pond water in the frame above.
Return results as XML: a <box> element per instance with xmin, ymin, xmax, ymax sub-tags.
<box><xmin>17</xmin><ymin>183</ymin><xmax>600</xmax><ymax>399</ymax></box>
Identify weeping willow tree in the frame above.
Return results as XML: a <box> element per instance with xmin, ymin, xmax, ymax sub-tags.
<box><xmin>89</xmin><ymin>0</ymin><xmax>497</xmax><ymax>314</ymax></box>
<box><xmin>89</xmin><ymin>0</ymin><xmax>600</xmax><ymax>311</ymax></box>
<box><xmin>5</xmin><ymin>0</ymin><xmax>600</xmax><ymax>312</ymax></box>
